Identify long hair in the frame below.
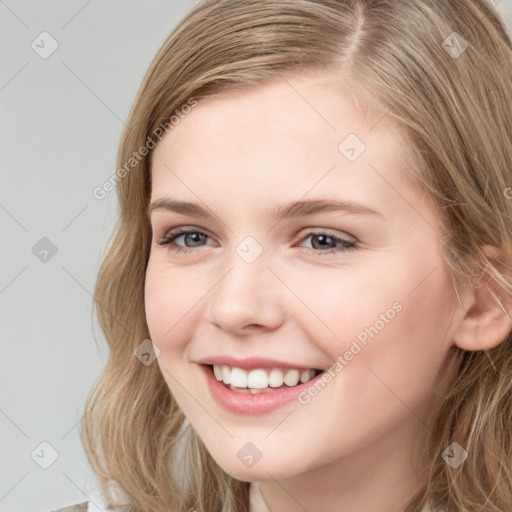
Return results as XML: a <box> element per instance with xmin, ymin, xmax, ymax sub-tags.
<box><xmin>81</xmin><ymin>1</ymin><xmax>512</xmax><ymax>510</ymax></box>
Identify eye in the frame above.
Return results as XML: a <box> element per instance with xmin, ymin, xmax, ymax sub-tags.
<box><xmin>156</xmin><ymin>227</ymin><xmax>357</xmax><ymax>256</ymax></box>
<box><xmin>298</xmin><ymin>230</ymin><xmax>356</xmax><ymax>256</ymax></box>
<box><xmin>157</xmin><ymin>227</ymin><xmax>214</xmax><ymax>254</ymax></box>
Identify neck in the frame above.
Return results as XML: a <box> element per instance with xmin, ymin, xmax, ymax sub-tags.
<box><xmin>249</xmin><ymin>412</ymin><xmax>431</xmax><ymax>512</ymax></box>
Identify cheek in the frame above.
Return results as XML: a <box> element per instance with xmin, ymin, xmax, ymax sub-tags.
<box><xmin>144</xmin><ymin>261</ymin><xmax>205</xmax><ymax>400</ymax></box>
<box><xmin>281</xmin><ymin>262</ymin><xmax>407</xmax><ymax>367</ymax></box>
<box><xmin>292</xmin><ymin>258</ymin><xmax>456</xmax><ymax>452</ymax></box>
<box><xmin>144</xmin><ymin>258</ymin><xmax>202</xmax><ymax>350</ymax></box>
<box><xmin>300</xmin><ymin>251</ymin><xmax>455</xmax><ymax>375</ymax></box>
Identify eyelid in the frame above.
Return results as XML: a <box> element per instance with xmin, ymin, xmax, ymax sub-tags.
<box><xmin>157</xmin><ymin>226</ymin><xmax>217</xmax><ymax>245</ymax></box>
<box><xmin>294</xmin><ymin>226</ymin><xmax>356</xmax><ymax>243</ymax></box>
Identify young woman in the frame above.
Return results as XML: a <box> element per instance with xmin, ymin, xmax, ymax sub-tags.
<box><xmin>54</xmin><ymin>0</ymin><xmax>512</xmax><ymax>511</ymax></box>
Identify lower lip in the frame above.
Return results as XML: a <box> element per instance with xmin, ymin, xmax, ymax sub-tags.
<box><xmin>200</xmin><ymin>364</ymin><xmax>324</xmax><ymax>415</ymax></box>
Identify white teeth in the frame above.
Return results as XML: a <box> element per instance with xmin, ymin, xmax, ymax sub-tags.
<box><xmin>268</xmin><ymin>368</ymin><xmax>284</xmax><ymax>388</ymax></box>
<box><xmin>212</xmin><ymin>364</ymin><xmax>319</xmax><ymax>390</ymax></box>
<box><xmin>221</xmin><ymin>365</ymin><xmax>231</xmax><ymax>385</ymax></box>
<box><xmin>283</xmin><ymin>369</ymin><xmax>300</xmax><ymax>386</ymax></box>
<box><xmin>247</xmin><ymin>369</ymin><xmax>268</xmax><ymax>389</ymax></box>
<box><xmin>213</xmin><ymin>365</ymin><xmax>223</xmax><ymax>381</ymax></box>
<box><xmin>231</xmin><ymin>367</ymin><xmax>248</xmax><ymax>388</ymax></box>
<box><xmin>300</xmin><ymin>369</ymin><xmax>313</xmax><ymax>383</ymax></box>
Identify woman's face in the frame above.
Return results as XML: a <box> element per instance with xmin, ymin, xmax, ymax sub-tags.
<box><xmin>145</xmin><ymin>71</ymin><xmax>461</xmax><ymax>483</ymax></box>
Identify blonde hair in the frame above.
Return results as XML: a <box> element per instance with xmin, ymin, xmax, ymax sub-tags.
<box><xmin>81</xmin><ymin>1</ymin><xmax>512</xmax><ymax>511</ymax></box>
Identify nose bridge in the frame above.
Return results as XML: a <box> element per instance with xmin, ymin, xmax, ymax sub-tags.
<box><xmin>206</xmin><ymin>235</ymin><xmax>284</xmax><ymax>331</ymax></box>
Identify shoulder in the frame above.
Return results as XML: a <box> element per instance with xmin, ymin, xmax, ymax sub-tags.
<box><xmin>50</xmin><ymin>501</ymin><xmax>89</xmax><ymax>512</ymax></box>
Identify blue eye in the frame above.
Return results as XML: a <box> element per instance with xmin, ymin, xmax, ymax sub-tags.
<box><xmin>300</xmin><ymin>231</ymin><xmax>356</xmax><ymax>255</ymax></box>
<box><xmin>157</xmin><ymin>228</ymin><xmax>211</xmax><ymax>254</ymax></box>
<box><xmin>157</xmin><ymin>228</ymin><xmax>356</xmax><ymax>256</ymax></box>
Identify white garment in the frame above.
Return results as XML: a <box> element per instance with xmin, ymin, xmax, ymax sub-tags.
<box><xmin>249</xmin><ymin>482</ymin><xmax>271</xmax><ymax>512</ymax></box>
<box><xmin>84</xmin><ymin>489</ymin><xmax>110</xmax><ymax>512</ymax></box>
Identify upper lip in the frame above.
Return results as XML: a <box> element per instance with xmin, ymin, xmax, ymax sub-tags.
<box><xmin>197</xmin><ymin>355</ymin><xmax>324</xmax><ymax>371</ymax></box>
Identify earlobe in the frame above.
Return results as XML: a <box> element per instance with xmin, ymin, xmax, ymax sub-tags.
<box><xmin>452</xmin><ymin>246</ymin><xmax>512</xmax><ymax>352</ymax></box>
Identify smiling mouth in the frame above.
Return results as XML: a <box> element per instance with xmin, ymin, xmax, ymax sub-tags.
<box><xmin>205</xmin><ymin>364</ymin><xmax>324</xmax><ymax>393</ymax></box>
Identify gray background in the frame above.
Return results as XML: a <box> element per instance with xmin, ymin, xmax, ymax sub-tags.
<box><xmin>1</xmin><ymin>1</ymin><xmax>511</xmax><ymax>511</ymax></box>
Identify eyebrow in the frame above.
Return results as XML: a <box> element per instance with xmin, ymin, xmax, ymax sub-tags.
<box><xmin>147</xmin><ymin>197</ymin><xmax>384</xmax><ymax>220</ymax></box>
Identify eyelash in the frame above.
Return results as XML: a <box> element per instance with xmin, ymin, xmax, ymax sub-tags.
<box><xmin>156</xmin><ymin>227</ymin><xmax>357</xmax><ymax>256</ymax></box>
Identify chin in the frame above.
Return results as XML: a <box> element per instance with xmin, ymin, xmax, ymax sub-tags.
<box><xmin>208</xmin><ymin>448</ymin><xmax>307</xmax><ymax>482</ymax></box>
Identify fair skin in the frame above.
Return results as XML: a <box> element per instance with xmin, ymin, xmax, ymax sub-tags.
<box><xmin>144</xmin><ymin>70</ymin><xmax>510</xmax><ymax>512</ymax></box>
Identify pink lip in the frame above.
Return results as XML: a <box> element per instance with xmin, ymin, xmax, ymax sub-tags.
<box><xmin>199</xmin><ymin>363</ymin><xmax>325</xmax><ymax>415</ymax></box>
<box><xmin>196</xmin><ymin>355</ymin><xmax>323</xmax><ymax>371</ymax></box>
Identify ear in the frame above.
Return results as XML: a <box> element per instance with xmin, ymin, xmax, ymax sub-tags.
<box><xmin>452</xmin><ymin>245</ymin><xmax>512</xmax><ymax>352</ymax></box>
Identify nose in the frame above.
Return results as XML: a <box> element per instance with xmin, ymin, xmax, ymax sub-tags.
<box><xmin>205</xmin><ymin>249</ymin><xmax>286</xmax><ymax>335</ymax></box>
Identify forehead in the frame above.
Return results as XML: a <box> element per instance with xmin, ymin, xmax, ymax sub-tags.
<box><xmin>150</xmin><ymin>71</ymin><xmax>417</xmax><ymax>220</ymax></box>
